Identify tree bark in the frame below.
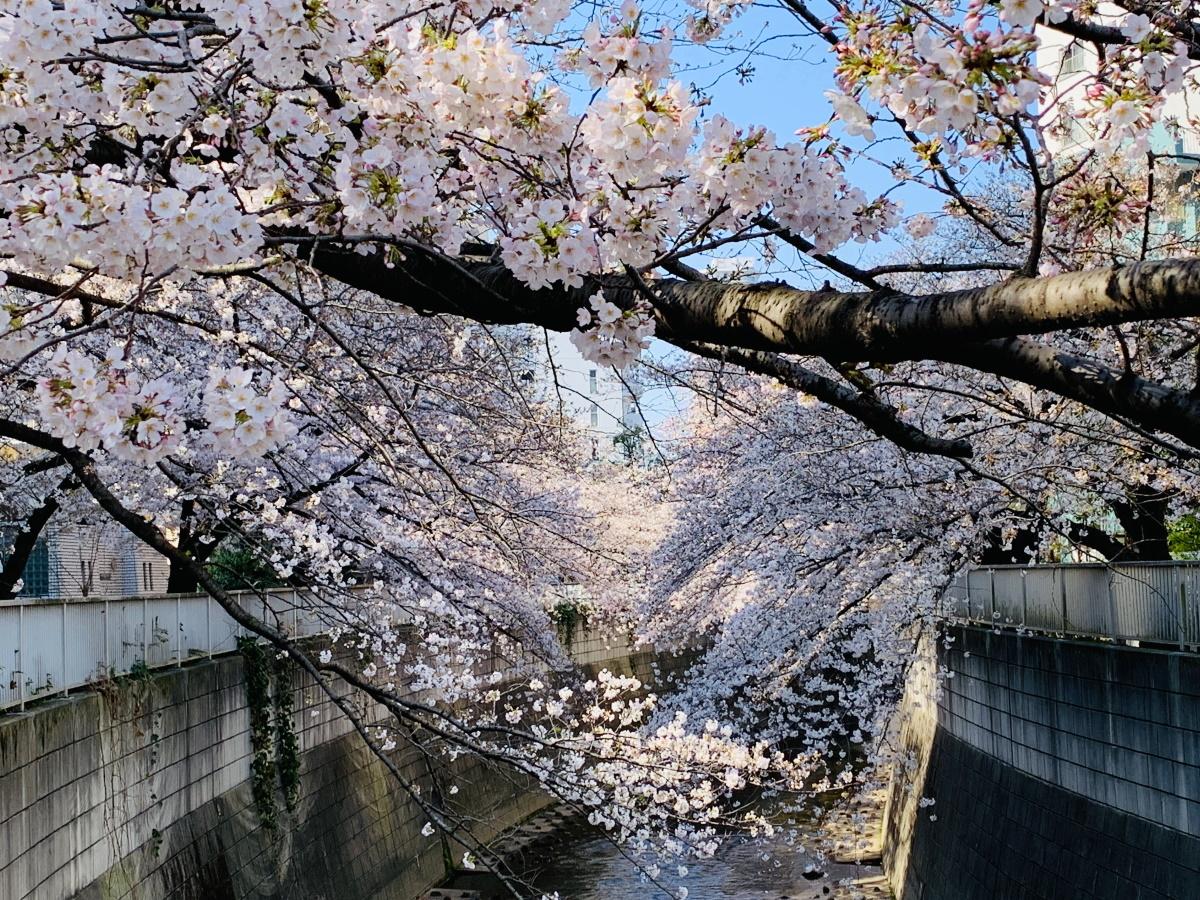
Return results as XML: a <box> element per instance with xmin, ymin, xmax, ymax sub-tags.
<box><xmin>933</xmin><ymin>337</ymin><xmax>1200</xmax><ymax>449</ymax></box>
<box><xmin>1111</xmin><ymin>487</ymin><xmax>1174</xmax><ymax>561</ymax></box>
<box><xmin>306</xmin><ymin>245</ymin><xmax>1200</xmax><ymax>362</ymax></box>
<box><xmin>0</xmin><ymin>476</ymin><xmax>74</xmax><ymax>599</ymax></box>
<box><xmin>13</xmin><ymin>248</ymin><xmax>1200</xmax><ymax>451</ymax></box>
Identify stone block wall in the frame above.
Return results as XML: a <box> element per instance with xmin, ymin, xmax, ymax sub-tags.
<box><xmin>0</xmin><ymin>625</ymin><xmax>658</xmax><ymax>900</ymax></box>
<box><xmin>884</xmin><ymin>625</ymin><xmax>1200</xmax><ymax>899</ymax></box>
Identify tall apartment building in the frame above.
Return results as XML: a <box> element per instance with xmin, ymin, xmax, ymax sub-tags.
<box><xmin>1037</xmin><ymin>10</ymin><xmax>1199</xmax><ymax>235</ymax></box>
<box><xmin>539</xmin><ymin>331</ymin><xmax>644</xmax><ymax>462</ymax></box>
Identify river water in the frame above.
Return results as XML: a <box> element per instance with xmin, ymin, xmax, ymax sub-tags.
<box><xmin>526</xmin><ymin>827</ymin><xmax>884</xmax><ymax>899</ymax></box>
<box><xmin>441</xmin><ymin>806</ymin><xmax>888</xmax><ymax>900</ymax></box>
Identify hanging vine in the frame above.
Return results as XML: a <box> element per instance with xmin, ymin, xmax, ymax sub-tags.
<box><xmin>238</xmin><ymin>636</ymin><xmax>279</xmax><ymax>834</ymax></box>
<box><xmin>273</xmin><ymin>650</ymin><xmax>301</xmax><ymax>814</ymax></box>
<box><xmin>550</xmin><ymin>597</ymin><xmax>590</xmax><ymax>646</ymax></box>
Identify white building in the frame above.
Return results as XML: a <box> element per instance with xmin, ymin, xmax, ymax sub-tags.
<box><xmin>1038</xmin><ymin>10</ymin><xmax>1199</xmax><ymax>236</ymax></box>
<box><xmin>539</xmin><ymin>331</ymin><xmax>644</xmax><ymax>461</ymax></box>
<box><xmin>0</xmin><ymin>519</ymin><xmax>170</xmax><ymax>599</ymax></box>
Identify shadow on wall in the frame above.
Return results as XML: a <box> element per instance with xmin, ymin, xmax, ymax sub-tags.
<box><xmin>884</xmin><ymin>626</ymin><xmax>1200</xmax><ymax>900</ymax></box>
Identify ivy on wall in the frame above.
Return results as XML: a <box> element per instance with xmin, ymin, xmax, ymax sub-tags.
<box><xmin>237</xmin><ymin>637</ymin><xmax>303</xmax><ymax>832</ymax></box>
<box><xmin>549</xmin><ymin>598</ymin><xmax>589</xmax><ymax>646</ymax></box>
<box><xmin>273</xmin><ymin>650</ymin><xmax>301</xmax><ymax>814</ymax></box>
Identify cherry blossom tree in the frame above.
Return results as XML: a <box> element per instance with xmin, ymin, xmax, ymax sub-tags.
<box><xmin>2</xmin><ymin>0</ymin><xmax>1200</xmax><ymax>894</ymax></box>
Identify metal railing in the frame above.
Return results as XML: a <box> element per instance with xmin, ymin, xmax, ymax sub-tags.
<box><xmin>943</xmin><ymin>562</ymin><xmax>1200</xmax><ymax>647</ymax></box>
<box><xmin>0</xmin><ymin>588</ymin><xmax>333</xmax><ymax>712</ymax></box>
<box><xmin>0</xmin><ymin>586</ymin><xmax>640</xmax><ymax>714</ymax></box>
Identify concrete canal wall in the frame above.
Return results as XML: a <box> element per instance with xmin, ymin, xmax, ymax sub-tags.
<box><xmin>884</xmin><ymin>624</ymin><xmax>1200</xmax><ymax>899</ymax></box>
<box><xmin>0</xmin><ymin>627</ymin><xmax>664</xmax><ymax>900</ymax></box>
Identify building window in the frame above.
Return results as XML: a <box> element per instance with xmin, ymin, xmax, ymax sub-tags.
<box><xmin>0</xmin><ymin>530</ymin><xmax>51</xmax><ymax>597</ymax></box>
<box><xmin>588</xmin><ymin>369</ymin><xmax>598</xmax><ymax>394</ymax></box>
<box><xmin>18</xmin><ymin>537</ymin><xmax>49</xmax><ymax>598</ymax></box>
<box><xmin>1060</xmin><ymin>43</ymin><xmax>1087</xmax><ymax>76</ymax></box>
<box><xmin>590</xmin><ymin>406</ymin><xmax>599</xmax><ymax>427</ymax></box>
<box><xmin>142</xmin><ymin>561</ymin><xmax>155</xmax><ymax>592</ymax></box>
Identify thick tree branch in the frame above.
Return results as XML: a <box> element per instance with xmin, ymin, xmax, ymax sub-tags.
<box><xmin>0</xmin><ymin>473</ymin><xmax>74</xmax><ymax>598</ymax></box>
<box><xmin>14</xmin><ymin>245</ymin><xmax>1200</xmax><ymax>450</ymax></box>
<box><xmin>934</xmin><ymin>337</ymin><xmax>1200</xmax><ymax>448</ymax></box>
<box><xmin>305</xmin><ymin>244</ymin><xmax>1200</xmax><ymax>362</ymax></box>
<box><xmin>1041</xmin><ymin>6</ymin><xmax>1200</xmax><ymax>60</ymax></box>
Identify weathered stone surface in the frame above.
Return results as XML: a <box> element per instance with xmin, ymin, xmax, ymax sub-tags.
<box><xmin>0</xmin><ymin>628</ymin><xmax>661</xmax><ymax>900</ymax></box>
<box><xmin>885</xmin><ymin>626</ymin><xmax>1200</xmax><ymax>899</ymax></box>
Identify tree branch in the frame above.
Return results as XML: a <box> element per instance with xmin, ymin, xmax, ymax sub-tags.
<box><xmin>0</xmin><ymin>473</ymin><xmax>74</xmax><ymax>599</ymax></box>
<box><xmin>934</xmin><ymin>336</ymin><xmax>1200</xmax><ymax>448</ymax></box>
<box><xmin>305</xmin><ymin>242</ymin><xmax>1200</xmax><ymax>361</ymax></box>
<box><xmin>685</xmin><ymin>343</ymin><xmax>973</xmax><ymax>458</ymax></box>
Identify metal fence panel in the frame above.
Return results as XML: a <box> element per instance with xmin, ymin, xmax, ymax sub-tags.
<box><xmin>943</xmin><ymin>572</ymin><xmax>969</xmax><ymax>618</ymax></box>
<box><xmin>1062</xmin><ymin>567</ymin><xmax>1112</xmax><ymax>637</ymax></box>
<box><xmin>110</xmin><ymin>597</ymin><xmax>148</xmax><ymax>673</ymax></box>
<box><xmin>945</xmin><ymin>562</ymin><xmax>1200</xmax><ymax>648</ymax></box>
<box><xmin>0</xmin><ymin>589</ymin><xmax>335</xmax><ymax>713</ymax></box>
<box><xmin>1020</xmin><ymin>568</ymin><xmax>1056</xmax><ymax>632</ymax></box>
<box><xmin>0</xmin><ymin>607</ymin><xmax>19</xmax><ymax>708</ymax></box>
<box><xmin>1109</xmin><ymin>565</ymin><xmax>1181</xmax><ymax>644</ymax></box>
<box><xmin>966</xmin><ymin>569</ymin><xmax>993</xmax><ymax>620</ymax></box>
<box><xmin>209</xmin><ymin>608</ymin><xmax>243</xmax><ymax>656</ymax></box>
<box><xmin>178</xmin><ymin>594</ymin><xmax>210</xmax><ymax>661</ymax></box>
<box><xmin>64</xmin><ymin>601</ymin><xmax>106</xmax><ymax>688</ymax></box>
<box><xmin>1180</xmin><ymin>567</ymin><xmax>1200</xmax><ymax>645</ymax></box>
<box><xmin>19</xmin><ymin>603</ymin><xmax>62</xmax><ymax>702</ymax></box>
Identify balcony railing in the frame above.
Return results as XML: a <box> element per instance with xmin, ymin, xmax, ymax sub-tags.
<box><xmin>943</xmin><ymin>562</ymin><xmax>1200</xmax><ymax>648</ymax></box>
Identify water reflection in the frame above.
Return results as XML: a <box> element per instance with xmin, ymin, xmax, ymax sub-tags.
<box><xmin>442</xmin><ymin>811</ymin><xmax>885</xmax><ymax>900</ymax></box>
<box><xmin>526</xmin><ymin>828</ymin><xmax>882</xmax><ymax>899</ymax></box>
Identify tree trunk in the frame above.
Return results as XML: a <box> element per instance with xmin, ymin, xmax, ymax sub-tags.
<box><xmin>1111</xmin><ymin>487</ymin><xmax>1174</xmax><ymax>561</ymax></box>
<box><xmin>978</xmin><ymin>523</ymin><xmax>1042</xmax><ymax>565</ymax></box>
<box><xmin>0</xmin><ymin>490</ymin><xmax>63</xmax><ymax>599</ymax></box>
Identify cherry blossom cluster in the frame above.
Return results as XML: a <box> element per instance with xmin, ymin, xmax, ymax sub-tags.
<box><xmin>569</xmin><ymin>290</ymin><xmax>656</xmax><ymax>368</ymax></box>
<box><xmin>203</xmin><ymin>367</ymin><xmax>298</xmax><ymax>458</ymax></box>
<box><xmin>0</xmin><ymin>0</ymin><xmax>903</xmax><ymax>358</ymax></box>
<box><xmin>1075</xmin><ymin>33</ymin><xmax>1192</xmax><ymax>157</ymax></box>
<box><xmin>4</xmin><ymin>169</ymin><xmax>262</xmax><ymax>278</ymax></box>
<box><xmin>683</xmin><ymin>0</ymin><xmax>756</xmax><ymax>43</ymax></box>
<box><xmin>832</xmin><ymin>14</ymin><xmax>1046</xmax><ymax>152</ymax></box>
<box><xmin>563</xmin><ymin>4</ymin><xmax>675</xmax><ymax>87</ymax></box>
<box><xmin>1</xmin><ymin>0</ymin><xmax>1199</xmax><ymax>881</ymax></box>
<box><xmin>0</xmin><ymin>280</ymin><xmax>36</xmax><ymax>363</ymax></box>
<box><xmin>31</xmin><ymin>346</ymin><xmax>296</xmax><ymax>464</ymax></box>
<box><xmin>693</xmin><ymin>116</ymin><xmax>899</xmax><ymax>251</ymax></box>
<box><xmin>471</xmin><ymin>666</ymin><xmax>782</xmax><ymax>878</ymax></box>
<box><xmin>36</xmin><ymin>348</ymin><xmax>184</xmax><ymax>463</ymax></box>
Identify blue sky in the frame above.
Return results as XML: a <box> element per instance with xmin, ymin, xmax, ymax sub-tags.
<box><xmin>555</xmin><ymin>5</ymin><xmax>961</xmax><ymax>435</ymax></box>
<box><xmin>665</xmin><ymin>5</ymin><xmax>949</xmax><ymax>278</ymax></box>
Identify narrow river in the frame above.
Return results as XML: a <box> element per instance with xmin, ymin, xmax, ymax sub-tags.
<box><xmin>525</xmin><ymin>827</ymin><xmax>884</xmax><ymax>899</ymax></box>
<box><xmin>439</xmin><ymin>806</ymin><xmax>889</xmax><ymax>900</ymax></box>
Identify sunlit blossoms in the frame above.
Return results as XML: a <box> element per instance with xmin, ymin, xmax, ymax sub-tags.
<box><xmin>0</xmin><ymin>0</ymin><xmax>1197</xmax><ymax>886</ymax></box>
<box><xmin>32</xmin><ymin>350</ymin><xmax>295</xmax><ymax>463</ymax></box>
<box><xmin>203</xmin><ymin>367</ymin><xmax>296</xmax><ymax>458</ymax></box>
<box><xmin>570</xmin><ymin>291</ymin><xmax>655</xmax><ymax>368</ymax></box>
<box><xmin>37</xmin><ymin>348</ymin><xmax>184</xmax><ymax>463</ymax></box>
